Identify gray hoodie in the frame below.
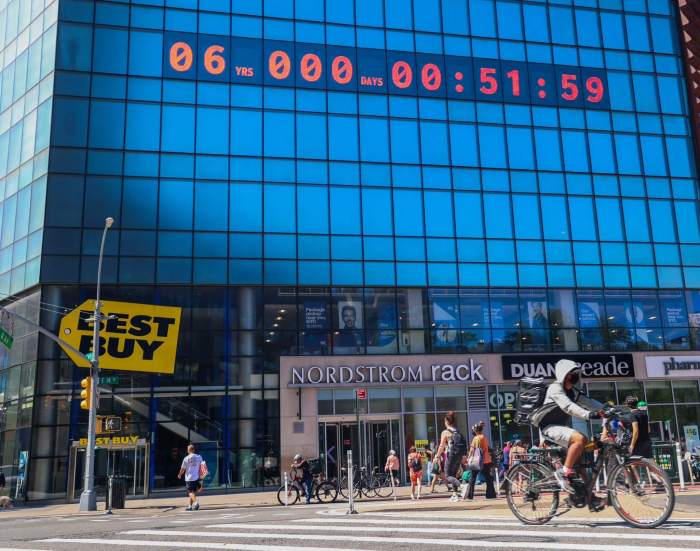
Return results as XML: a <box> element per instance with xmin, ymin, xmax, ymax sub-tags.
<box><xmin>530</xmin><ymin>359</ymin><xmax>604</xmax><ymax>428</ymax></box>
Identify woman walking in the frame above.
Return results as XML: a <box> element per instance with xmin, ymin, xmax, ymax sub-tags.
<box><xmin>384</xmin><ymin>449</ymin><xmax>400</xmax><ymax>487</ymax></box>
<box><xmin>466</xmin><ymin>422</ymin><xmax>497</xmax><ymax>500</ymax></box>
<box><xmin>407</xmin><ymin>446</ymin><xmax>423</xmax><ymax>499</ymax></box>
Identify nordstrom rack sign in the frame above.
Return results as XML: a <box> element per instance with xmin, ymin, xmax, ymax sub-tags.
<box><xmin>285</xmin><ymin>355</ymin><xmax>487</xmax><ymax>387</ymax></box>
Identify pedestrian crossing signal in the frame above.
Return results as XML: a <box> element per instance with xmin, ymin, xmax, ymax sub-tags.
<box><xmin>80</xmin><ymin>376</ymin><xmax>93</xmax><ymax>410</ymax></box>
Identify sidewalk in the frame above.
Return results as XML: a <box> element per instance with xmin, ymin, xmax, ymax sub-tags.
<box><xmin>1</xmin><ymin>484</ymin><xmax>698</xmax><ymax>521</ymax></box>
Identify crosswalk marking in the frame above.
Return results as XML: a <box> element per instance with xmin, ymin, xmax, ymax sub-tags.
<box><xmin>42</xmin><ymin>538</ymin><xmax>373</xmax><ymax>551</ymax></box>
<box><xmin>205</xmin><ymin>522</ymin><xmax>700</xmax><ymax>543</ymax></box>
<box><xmin>122</xmin><ymin>529</ymin><xmax>700</xmax><ymax>551</ymax></box>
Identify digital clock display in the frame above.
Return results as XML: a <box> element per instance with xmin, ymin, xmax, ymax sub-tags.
<box><xmin>164</xmin><ymin>33</ymin><xmax>609</xmax><ymax>109</ymax></box>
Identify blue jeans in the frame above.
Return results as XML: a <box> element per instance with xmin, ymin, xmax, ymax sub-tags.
<box><xmin>303</xmin><ymin>477</ymin><xmax>313</xmax><ymax>503</ymax></box>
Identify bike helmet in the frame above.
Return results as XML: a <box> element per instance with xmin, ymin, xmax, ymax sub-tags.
<box><xmin>293</xmin><ymin>453</ymin><xmax>302</xmax><ymax>461</ymax></box>
<box><xmin>389</xmin><ymin>449</ymin><xmax>396</xmax><ymax>456</ymax></box>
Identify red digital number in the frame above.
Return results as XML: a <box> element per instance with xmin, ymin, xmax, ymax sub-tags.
<box><xmin>331</xmin><ymin>55</ymin><xmax>353</xmax><ymax>84</ymax></box>
<box><xmin>586</xmin><ymin>76</ymin><xmax>604</xmax><ymax>103</ymax></box>
<box><xmin>506</xmin><ymin>69</ymin><xmax>520</xmax><ymax>96</ymax></box>
<box><xmin>268</xmin><ymin>50</ymin><xmax>291</xmax><ymax>80</ymax></box>
<box><xmin>561</xmin><ymin>74</ymin><xmax>579</xmax><ymax>101</ymax></box>
<box><xmin>204</xmin><ymin>45</ymin><xmax>226</xmax><ymax>75</ymax></box>
<box><xmin>479</xmin><ymin>67</ymin><xmax>498</xmax><ymax>95</ymax></box>
<box><xmin>421</xmin><ymin>63</ymin><xmax>442</xmax><ymax>91</ymax></box>
<box><xmin>169</xmin><ymin>42</ymin><xmax>193</xmax><ymax>72</ymax></box>
<box><xmin>300</xmin><ymin>53</ymin><xmax>322</xmax><ymax>82</ymax></box>
<box><xmin>391</xmin><ymin>60</ymin><xmax>413</xmax><ymax>89</ymax></box>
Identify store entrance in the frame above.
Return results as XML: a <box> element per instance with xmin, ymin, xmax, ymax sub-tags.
<box><xmin>68</xmin><ymin>441</ymin><xmax>150</xmax><ymax>501</ymax></box>
<box><xmin>318</xmin><ymin>418</ymin><xmax>401</xmax><ymax>480</ymax></box>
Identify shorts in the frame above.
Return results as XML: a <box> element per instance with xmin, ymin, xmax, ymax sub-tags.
<box><xmin>410</xmin><ymin>470</ymin><xmax>423</xmax><ymax>483</ymax></box>
<box><xmin>632</xmin><ymin>442</ymin><xmax>653</xmax><ymax>459</ymax></box>
<box><xmin>540</xmin><ymin>425</ymin><xmax>577</xmax><ymax>448</ymax></box>
<box><xmin>186</xmin><ymin>480</ymin><xmax>202</xmax><ymax>493</ymax></box>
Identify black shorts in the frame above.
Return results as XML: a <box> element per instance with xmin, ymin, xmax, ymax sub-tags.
<box><xmin>186</xmin><ymin>480</ymin><xmax>201</xmax><ymax>493</ymax></box>
<box><xmin>633</xmin><ymin>443</ymin><xmax>653</xmax><ymax>459</ymax></box>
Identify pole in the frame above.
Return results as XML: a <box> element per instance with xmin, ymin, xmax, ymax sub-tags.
<box><xmin>355</xmin><ymin>391</ymin><xmax>361</xmax><ymax>470</ymax></box>
<box><xmin>106</xmin><ymin>476</ymin><xmax>113</xmax><ymax>515</ymax></box>
<box><xmin>284</xmin><ymin>471</ymin><xmax>289</xmax><ymax>507</ymax></box>
<box><xmin>676</xmin><ymin>442</ymin><xmax>686</xmax><ymax>491</ymax></box>
<box><xmin>79</xmin><ymin>217</ymin><xmax>113</xmax><ymax>512</ymax></box>
<box><xmin>346</xmin><ymin>450</ymin><xmax>357</xmax><ymax>514</ymax></box>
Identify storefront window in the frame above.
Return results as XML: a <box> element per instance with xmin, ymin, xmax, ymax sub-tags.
<box><xmin>404</xmin><ymin>412</ymin><xmax>438</xmax><ymax>463</ymax></box>
<box><xmin>365</xmin><ymin>289</ymin><xmax>399</xmax><ymax>353</ymax></box>
<box><xmin>616</xmin><ymin>380</ymin><xmax>644</xmax><ymax>404</ymax></box>
<box><xmin>429</xmin><ymin>288</ymin><xmax>460</xmax><ymax>351</ymax></box>
<box><xmin>548</xmin><ymin>289</ymin><xmax>577</xmax><ymax>328</ymax></box>
<box><xmin>675</xmin><ymin>404</ymin><xmax>700</xmax><ymax>444</ymax></box>
<box><xmin>435</xmin><ymin>386</ymin><xmax>466</xmax><ymax>411</ymax></box>
<box><xmin>403</xmin><ymin>387</ymin><xmax>434</xmax><ymax>412</ymax></box>
<box><xmin>318</xmin><ymin>389</ymin><xmax>333</xmax><ymax>415</ymax></box>
<box><xmin>520</xmin><ymin>288</ymin><xmax>550</xmax><ymax>350</ymax></box>
<box><xmin>488</xmin><ymin>385</ymin><xmax>517</xmax><ymax>411</ymax></box>
<box><xmin>397</xmin><ymin>288</ymin><xmax>426</xmax><ymax>329</ymax></box>
<box><xmin>577</xmin><ymin>290</ymin><xmax>607</xmax><ymax>351</ymax></box>
<box><xmin>298</xmin><ymin>287</ymin><xmax>332</xmax><ymax>355</ymax></box>
<box><xmin>586</xmin><ymin>382</ymin><xmax>616</xmax><ymax>404</ymax></box>
<box><xmin>461</xmin><ymin>329</ymin><xmax>491</xmax><ymax>352</ymax></box>
<box><xmin>648</xmin><ymin>405</ymin><xmax>677</xmax><ymax>441</ymax></box>
<box><xmin>459</xmin><ymin>288</ymin><xmax>490</xmax><ymax>328</ymax></box>
<box><xmin>335</xmin><ymin>389</ymin><xmax>366</xmax><ymax>415</ymax></box>
<box><xmin>672</xmin><ymin>380</ymin><xmax>700</xmax><ymax>403</ymax></box>
<box><xmin>645</xmin><ymin>381</ymin><xmax>673</xmax><ymax>404</ymax></box>
<box><xmin>369</xmin><ymin>388</ymin><xmax>401</xmax><ymax>414</ymax></box>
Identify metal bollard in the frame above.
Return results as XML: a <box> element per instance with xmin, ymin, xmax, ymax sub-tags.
<box><xmin>284</xmin><ymin>472</ymin><xmax>289</xmax><ymax>506</ymax></box>
<box><xmin>346</xmin><ymin>450</ymin><xmax>358</xmax><ymax>514</ymax></box>
<box><xmin>676</xmin><ymin>442</ymin><xmax>686</xmax><ymax>491</ymax></box>
<box><xmin>105</xmin><ymin>476</ymin><xmax>113</xmax><ymax>515</ymax></box>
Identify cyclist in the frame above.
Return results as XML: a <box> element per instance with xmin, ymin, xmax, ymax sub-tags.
<box><xmin>530</xmin><ymin>359</ymin><xmax>606</xmax><ymax>510</ymax></box>
<box><xmin>291</xmin><ymin>453</ymin><xmax>313</xmax><ymax>504</ymax></box>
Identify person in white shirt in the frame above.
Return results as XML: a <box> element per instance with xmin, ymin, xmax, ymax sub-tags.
<box><xmin>177</xmin><ymin>444</ymin><xmax>205</xmax><ymax>511</ymax></box>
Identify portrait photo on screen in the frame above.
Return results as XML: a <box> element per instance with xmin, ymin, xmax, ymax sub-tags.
<box><xmin>527</xmin><ymin>301</ymin><xmax>549</xmax><ymax>330</ymax></box>
<box><xmin>338</xmin><ymin>301</ymin><xmax>362</xmax><ymax>330</ymax></box>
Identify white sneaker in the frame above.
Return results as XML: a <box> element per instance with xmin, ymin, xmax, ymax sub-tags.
<box><xmin>554</xmin><ymin>468</ymin><xmax>575</xmax><ymax>493</ymax></box>
<box><xmin>410</xmin><ymin>494</ymin><xmax>416</xmax><ymax>500</ymax></box>
<box><xmin>449</xmin><ymin>493</ymin><xmax>459</xmax><ymax>502</ymax></box>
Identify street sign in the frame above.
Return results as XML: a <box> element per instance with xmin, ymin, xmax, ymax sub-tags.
<box><xmin>85</xmin><ymin>352</ymin><xmax>93</xmax><ymax>361</ymax></box>
<box><xmin>58</xmin><ymin>300</ymin><xmax>182</xmax><ymax>374</ymax></box>
<box><xmin>0</xmin><ymin>327</ymin><xmax>13</xmax><ymax>350</ymax></box>
<box><xmin>356</xmin><ymin>388</ymin><xmax>367</xmax><ymax>400</ymax></box>
<box><xmin>99</xmin><ymin>376</ymin><xmax>120</xmax><ymax>385</ymax></box>
<box><xmin>97</xmin><ymin>416</ymin><xmax>122</xmax><ymax>434</ymax></box>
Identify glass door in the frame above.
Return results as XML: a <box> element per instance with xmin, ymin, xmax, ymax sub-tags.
<box><xmin>69</xmin><ymin>444</ymin><xmax>149</xmax><ymax>500</ymax></box>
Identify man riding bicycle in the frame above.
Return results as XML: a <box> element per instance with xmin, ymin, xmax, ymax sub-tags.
<box><xmin>530</xmin><ymin>359</ymin><xmax>606</xmax><ymax>510</ymax></box>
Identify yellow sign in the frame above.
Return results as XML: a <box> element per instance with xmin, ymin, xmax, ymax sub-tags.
<box><xmin>59</xmin><ymin>300</ymin><xmax>181</xmax><ymax>374</ymax></box>
<box><xmin>79</xmin><ymin>435</ymin><xmax>141</xmax><ymax>447</ymax></box>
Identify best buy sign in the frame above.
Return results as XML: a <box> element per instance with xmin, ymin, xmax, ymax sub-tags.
<box><xmin>59</xmin><ymin>300</ymin><xmax>181</xmax><ymax>374</ymax></box>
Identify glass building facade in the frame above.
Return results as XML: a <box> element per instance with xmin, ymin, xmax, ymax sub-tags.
<box><xmin>1</xmin><ymin>0</ymin><xmax>700</xmax><ymax>500</ymax></box>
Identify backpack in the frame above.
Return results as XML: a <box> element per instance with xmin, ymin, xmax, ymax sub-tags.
<box><xmin>515</xmin><ymin>377</ymin><xmax>548</xmax><ymax>426</ymax></box>
<box><xmin>308</xmin><ymin>458</ymin><xmax>323</xmax><ymax>475</ymax></box>
<box><xmin>447</xmin><ymin>428</ymin><xmax>469</xmax><ymax>459</ymax></box>
<box><xmin>410</xmin><ymin>455</ymin><xmax>422</xmax><ymax>473</ymax></box>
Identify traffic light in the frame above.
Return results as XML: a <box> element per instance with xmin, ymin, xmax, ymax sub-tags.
<box><xmin>80</xmin><ymin>376</ymin><xmax>93</xmax><ymax>410</ymax></box>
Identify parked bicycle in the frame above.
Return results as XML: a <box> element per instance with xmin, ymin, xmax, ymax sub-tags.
<box><xmin>338</xmin><ymin>465</ymin><xmax>383</xmax><ymax>499</ymax></box>
<box><xmin>504</xmin><ymin>406</ymin><xmax>674</xmax><ymax>528</ymax></box>
<box><xmin>276</xmin><ymin>467</ymin><xmax>338</xmax><ymax>505</ymax></box>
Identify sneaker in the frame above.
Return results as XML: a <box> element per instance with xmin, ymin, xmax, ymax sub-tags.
<box><xmin>554</xmin><ymin>467</ymin><xmax>575</xmax><ymax>493</ymax></box>
<box><xmin>449</xmin><ymin>493</ymin><xmax>459</xmax><ymax>502</ymax></box>
<box><xmin>185</xmin><ymin>506</ymin><xmax>193</xmax><ymax>511</ymax></box>
<box><xmin>588</xmin><ymin>496</ymin><xmax>606</xmax><ymax>512</ymax></box>
<box><xmin>193</xmin><ymin>502</ymin><xmax>200</xmax><ymax>511</ymax></box>
<box><xmin>410</xmin><ymin>495</ymin><xmax>416</xmax><ymax>500</ymax></box>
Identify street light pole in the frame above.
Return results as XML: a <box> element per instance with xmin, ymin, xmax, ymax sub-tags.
<box><xmin>79</xmin><ymin>217</ymin><xmax>114</xmax><ymax>512</ymax></box>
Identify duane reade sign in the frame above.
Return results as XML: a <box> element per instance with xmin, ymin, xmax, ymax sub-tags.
<box><xmin>646</xmin><ymin>356</ymin><xmax>700</xmax><ymax>378</ymax></box>
<box><xmin>502</xmin><ymin>354</ymin><xmax>635</xmax><ymax>380</ymax></box>
<box><xmin>287</xmin><ymin>357</ymin><xmax>486</xmax><ymax>387</ymax></box>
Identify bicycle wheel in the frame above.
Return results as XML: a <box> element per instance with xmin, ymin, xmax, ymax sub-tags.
<box><xmin>374</xmin><ymin>474</ymin><xmax>394</xmax><ymax>498</ymax></box>
<box><xmin>362</xmin><ymin>476</ymin><xmax>380</xmax><ymax>498</ymax></box>
<box><xmin>277</xmin><ymin>484</ymin><xmax>300</xmax><ymax>506</ymax></box>
<box><xmin>338</xmin><ymin>476</ymin><xmax>361</xmax><ymax>500</ymax></box>
<box><xmin>316</xmin><ymin>480</ymin><xmax>339</xmax><ymax>503</ymax></box>
<box><xmin>505</xmin><ymin>463</ymin><xmax>560</xmax><ymax>525</ymax></box>
<box><xmin>608</xmin><ymin>458</ymin><xmax>675</xmax><ymax>528</ymax></box>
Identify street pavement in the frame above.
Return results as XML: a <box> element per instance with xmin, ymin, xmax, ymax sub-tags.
<box><xmin>1</xmin><ymin>491</ymin><xmax>700</xmax><ymax>551</ymax></box>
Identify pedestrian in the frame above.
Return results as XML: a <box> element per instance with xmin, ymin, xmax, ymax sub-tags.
<box><xmin>423</xmin><ymin>444</ymin><xmax>434</xmax><ymax>485</ymax></box>
<box><xmin>466</xmin><ymin>422</ymin><xmax>497</xmax><ymax>500</ymax></box>
<box><xmin>429</xmin><ymin>450</ymin><xmax>444</xmax><ymax>493</ymax></box>
<box><xmin>177</xmin><ymin>444</ymin><xmax>207</xmax><ymax>511</ymax></box>
<box><xmin>384</xmin><ymin>450</ymin><xmax>400</xmax><ymax>487</ymax></box>
<box><xmin>435</xmin><ymin>411</ymin><xmax>468</xmax><ymax>502</ymax></box>
<box><xmin>626</xmin><ymin>396</ymin><xmax>652</xmax><ymax>459</ymax></box>
<box><xmin>290</xmin><ymin>453</ymin><xmax>314</xmax><ymax>504</ymax></box>
<box><xmin>510</xmin><ymin>440</ymin><xmax>526</xmax><ymax>468</ymax></box>
<box><xmin>407</xmin><ymin>446</ymin><xmax>423</xmax><ymax>499</ymax></box>
<box><xmin>0</xmin><ymin>471</ymin><xmax>5</xmax><ymax>491</ymax></box>
<box><xmin>499</xmin><ymin>441</ymin><xmax>512</xmax><ymax>478</ymax></box>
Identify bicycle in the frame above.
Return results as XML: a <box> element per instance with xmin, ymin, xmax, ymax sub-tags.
<box><xmin>504</xmin><ymin>407</ymin><xmax>675</xmax><ymax>528</ymax></box>
<box><xmin>338</xmin><ymin>465</ymin><xmax>380</xmax><ymax>499</ymax></box>
<box><xmin>276</xmin><ymin>468</ymin><xmax>338</xmax><ymax>505</ymax></box>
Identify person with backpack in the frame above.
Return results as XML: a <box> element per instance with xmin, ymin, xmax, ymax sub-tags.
<box><xmin>407</xmin><ymin>446</ymin><xmax>423</xmax><ymax>500</ymax></box>
<box><xmin>435</xmin><ymin>411</ymin><xmax>468</xmax><ymax>502</ymax></box>
<box><xmin>465</xmin><ymin>422</ymin><xmax>497</xmax><ymax>500</ymax></box>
